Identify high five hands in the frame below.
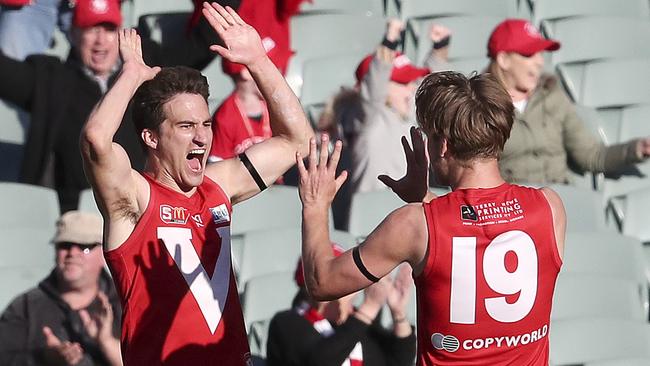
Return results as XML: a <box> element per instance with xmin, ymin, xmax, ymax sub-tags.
<box><xmin>378</xmin><ymin>126</ymin><xmax>430</xmax><ymax>203</ymax></box>
<box><xmin>201</xmin><ymin>2</ymin><xmax>267</xmax><ymax>67</ymax></box>
<box><xmin>297</xmin><ymin>135</ymin><xmax>348</xmax><ymax>210</ymax></box>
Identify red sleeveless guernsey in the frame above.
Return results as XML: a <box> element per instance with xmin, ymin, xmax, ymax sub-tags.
<box><xmin>416</xmin><ymin>183</ymin><xmax>561</xmax><ymax>366</ymax></box>
<box><xmin>104</xmin><ymin>174</ymin><xmax>251</xmax><ymax>365</ymax></box>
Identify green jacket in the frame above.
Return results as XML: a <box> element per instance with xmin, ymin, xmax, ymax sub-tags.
<box><xmin>499</xmin><ymin>75</ymin><xmax>642</xmax><ymax>184</ymax></box>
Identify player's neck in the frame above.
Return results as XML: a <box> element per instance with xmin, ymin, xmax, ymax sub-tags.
<box><xmin>144</xmin><ymin>161</ymin><xmax>199</xmax><ymax>197</ymax></box>
<box><xmin>448</xmin><ymin>159</ymin><xmax>506</xmax><ymax>191</ymax></box>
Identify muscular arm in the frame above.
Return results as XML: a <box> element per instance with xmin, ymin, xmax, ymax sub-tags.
<box><xmin>202</xmin><ymin>4</ymin><xmax>313</xmax><ymax>204</ymax></box>
<box><xmin>80</xmin><ymin>29</ymin><xmax>160</xmax><ymax>250</ymax></box>
<box><xmin>298</xmin><ymin>135</ymin><xmax>428</xmax><ymax>300</ymax></box>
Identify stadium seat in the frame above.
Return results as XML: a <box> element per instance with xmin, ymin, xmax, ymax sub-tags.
<box><xmin>0</xmin><ymin>183</ymin><xmax>59</xmax><ymax>231</ymax></box>
<box><xmin>579</xmin><ymin>59</ymin><xmax>650</xmax><ymax>109</ymax></box>
<box><xmin>130</xmin><ymin>0</ymin><xmax>193</xmax><ymax>28</ymax></box>
<box><xmin>551</xmin><ymin>273</ymin><xmax>646</xmax><ymax>322</ymax></box>
<box><xmin>0</xmin><ymin>101</ymin><xmax>25</xmax><ymax>145</ymax></box>
<box><xmin>0</xmin><ymin>228</ymin><xmax>54</xmax><ymax>268</ymax></box>
<box><xmin>561</xmin><ymin>231</ymin><xmax>649</xmax><ymax>316</ymax></box>
<box><xmin>78</xmin><ymin>188</ymin><xmax>100</xmax><ymax>215</ymax></box>
<box><xmin>620</xmin><ymin>187</ymin><xmax>650</xmax><ymax>243</ymax></box>
<box><xmin>532</xmin><ymin>0</ymin><xmax>650</xmax><ymax>25</ymax></box>
<box><xmin>231</xmin><ymin>185</ymin><xmax>302</xmax><ymax>235</ymax></box>
<box><xmin>236</xmin><ymin>228</ymin><xmax>356</xmax><ymax>291</ymax></box>
<box><xmin>395</xmin><ymin>0</ymin><xmax>517</xmax><ymax>20</ymax></box>
<box><xmin>300</xmin><ymin>53</ymin><xmax>360</xmax><ymax>108</ymax></box>
<box><xmin>298</xmin><ymin>0</ymin><xmax>383</xmax><ymax>16</ymax></box>
<box><xmin>544</xmin><ymin>18</ymin><xmax>650</xmax><ymax>65</ymax></box>
<box><xmin>241</xmin><ymin>271</ymin><xmax>296</xmax><ymax>357</ymax></box>
<box><xmin>549</xmin><ymin>318</ymin><xmax>650</xmax><ymax>365</ymax></box>
<box><xmin>406</xmin><ymin>16</ymin><xmax>502</xmax><ymax>66</ymax></box>
<box><xmin>348</xmin><ymin>187</ymin><xmax>449</xmax><ymax>239</ymax></box>
<box><xmin>0</xmin><ymin>265</ymin><xmax>52</xmax><ymax>312</ymax></box>
<box><xmin>585</xmin><ymin>358</ymin><xmax>650</xmax><ymax>366</ymax></box>
<box><xmin>545</xmin><ymin>184</ymin><xmax>608</xmax><ymax>232</ymax></box>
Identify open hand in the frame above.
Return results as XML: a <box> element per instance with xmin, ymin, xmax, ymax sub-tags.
<box><xmin>79</xmin><ymin>292</ymin><xmax>114</xmax><ymax>344</ymax></box>
<box><xmin>43</xmin><ymin>326</ymin><xmax>84</xmax><ymax>365</ymax></box>
<box><xmin>119</xmin><ymin>28</ymin><xmax>161</xmax><ymax>83</ymax></box>
<box><xmin>297</xmin><ymin>134</ymin><xmax>348</xmax><ymax>210</ymax></box>
<box><xmin>378</xmin><ymin>126</ymin><xmax>429</xmax><ymax>203</ymax></box>
<box><xmin>387</xmin><ymin>264</ymin><xmax>413</xmax><ymax>318</ymax></box>
<box><xmin>637</xmin><ymin>137</ymin><xmax>650</xmax><ymax>158</ymax></box>
<box><xmin>202</xmin><ymin>3</ymin><xmax>266</xmax><ymax>67</ymax></box>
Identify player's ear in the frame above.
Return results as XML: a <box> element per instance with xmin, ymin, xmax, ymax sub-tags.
<box><xmin>440</xmin><ymin>138</ymin><xmax>448</xmax><ymax>158</ymax></box>
<box><xmin>142</xmin><ymin>129</ymin><xmax>158</xmax><ymax>149</ymax></box>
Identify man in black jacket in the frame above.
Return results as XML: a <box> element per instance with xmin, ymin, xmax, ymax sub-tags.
<box><xmin>0</xmin><ymin>211</ymin><xmax>121</xmax><ymax>366</ymax></box>
<box><xmin>0</xmin><ymin>0</ymin><xmax>217</xmax><ymax>212</ymax></box>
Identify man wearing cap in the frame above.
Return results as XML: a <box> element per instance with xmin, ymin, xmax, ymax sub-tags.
<box><xmin>348</xmin><ymin>19</ymin><xmax>431</xmax><ymax>195</ymax></box>
<box><xmin>0</xmin><ymin>211</ymin><xmax>122</xmax><ymax>366</ymax></box>
<box><xmin>0</xmin><ymin>0</ymin><xmax>218</xmax><ymax>212</ymax></box>
<box><xmin>208</xmin><ymin>35</ymin><xmax>293</xmax><ymax>162</ymax></box>
<box><xmin>446</xmin><ymin>18</ymin><xmax>650</xmax><ymax>184</ymax></box>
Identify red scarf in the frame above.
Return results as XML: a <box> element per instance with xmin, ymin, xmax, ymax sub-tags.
<box><xmin>297</xmin><ymin>302</ymin><xmax>363</xmax><ymax>366</ymax></box>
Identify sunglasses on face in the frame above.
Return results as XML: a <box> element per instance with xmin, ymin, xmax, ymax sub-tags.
<box><xmin>55</xmin><ymin>242</ymin><xmax>101</xmax><ymax>254</ymax></box>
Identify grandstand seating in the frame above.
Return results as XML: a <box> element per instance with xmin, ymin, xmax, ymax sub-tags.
<box><xmin>551</xmin><ymin>273</ymin><xmax>646</xmax><ymax>322</ymax></box>
<box><xmin>579</xmin><ymin>59</ymin><xmax>650</xmax><ymax>109</ymax></box>
<box><xmin>298</xmin><ymin>0</ymin><xmax>383</xmax><ymax>16</ymax></box>
<box><xmin>549</xmin><ymin>318</ymin><xmax>650</xmax><ymax>365</ymax></box>
<box><xmin>395</xmin><ymin>0</ymin><xmax>518</xmax><ymax>20</ymax></box>
<box><xmin>543</xmin><ymin>17</ymin><xmax>650</xmax><ymax>65</ymax></box>
<box><xmin>230</xmin><ymin>185</ymin><xmax>302</xmax><ymax>235</ymax></box>
<box><xmin>0</xmin><ymin>265</ymin><xmax>52</xmax><ymax>312</ymax></box>
<box><xmin>545</xmin><ymin>184</ymin><xmax>609</xmax><ymax>231</ymax></box>
<box><xmin>0</xmin><ymin>182</ymin><xmax>59</xmax><ymax>231</ymax></box>
<box><xmin>532</xmin><ymin>0</ymin><xmax>650</xmax><ymax>25</ymax></box>
<box><xmin>0</xmin><ymin>228</ymin><xmax>54</xmax><ymax>268</ymax></box>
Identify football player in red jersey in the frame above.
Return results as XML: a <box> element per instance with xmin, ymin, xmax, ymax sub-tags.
<box><xmin>298</xmin><ymin>72</ymin><xmax>566</xmax><ymax>366</ymax></box>
<box><xmin>80</xmin><ymin>3</ymin><xmax>313</xmax><ymax>365</ymax></box>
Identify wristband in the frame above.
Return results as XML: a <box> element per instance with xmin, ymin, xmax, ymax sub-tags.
<box><xmin>433</xmin><ymin>35</ymin><xmax>451</xmax><ymax>50</ymax></box>
<box><xmin>381</xmin><ymin>36</ymin><xmax>400</xmax><ymax>51</ymax></box>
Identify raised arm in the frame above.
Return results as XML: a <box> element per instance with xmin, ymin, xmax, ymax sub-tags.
<box><xmin>80</xmin><ymin>29</ymin><xmax>160</xmax><ymax>250</ymax></box>
<box><xmin>297</xmin><ymin>134</ymin><xmax>428</xmax><ymax>300</ymax></box>
<box><xmin>202</xmin><ymin>4</ymin><xmax>314</xmax><ymax>203</ymax></box>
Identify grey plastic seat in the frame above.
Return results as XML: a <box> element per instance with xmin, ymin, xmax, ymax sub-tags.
<box><xmin>397</xmin><ymin>0</ymin><xmax>517</xmax><ymax>20</ymax></box>
<box><xmin>549</xmin><ymin>318</ymin><xmax>650</xmax><ymax>365</ymax></box>
<box><xmin>241</xmin><ymin>271</ymin><xmax>296</xmax><ymax>348</ymax></box>
<box><xmin>586</xmin><ymin>358</ymin><xmax>650</xmax><ymax>366</ymax></box>
<box><xmin>130</xmin><ymin>0</ymin><xmax>192</xmax><ymax>27</ymax></box>
<box><xmin>0</xmin><ymin>183</ymin><xmax>59</xmax><ymax>231</ymax></box>
<box><xmin>298</xmin><ymin>0</ymin><xmax>383</xmax><ymax>16</ymax></box>
<box><xmin>236</xmin><ymin>227</ymin><xmax>356</xmax><ymax>291</ymax></box>
<box><xmin>291</xmin><ymin>14</ymin><xmax>383</xmax><ymax>61</ymax></box>
<box><xmin>348</xmin><ymin>187</ymin><xmax>449</xmax><ymax>239</ymax></box>
<box><xmin>78</xmin><ymin>188</ymin><xmax>101</xmax><ymax>215</ymax></box>
<box><xmin>545</xmin><ymin>184</ymin><xmax>607</xmax><ymax>232</ymax></box>
<box><xmin>532</xmin><ymin>0</ymin><xmax>650</xmax><ymax>25</ymax></box>
<box><xmin>620</xmin><ymin>187</ymin><xmax>650</xmax><ymax>243</ymax></box>
<box><xmin>545</xmin><ymin>17</ymin><xmax>650</xmax><ymax>65</ymax></box>
<box><xmin>551</xmin><ymin>273</ymin><xmax>646</xmax><ymax>322</ymax></box>
<box><xmin>300</xmin><ymin>53</ymin><xmax>361</xmax><ymax>108</ymax></box>
<box><xmin>231</xmin><ymin>185</ymin><xmax>302</xmax><ymax>235</ymax></box>
<box><xmin>0</xmin><ymin>100</ymin><xmax>25</xmax><ymax>145</ymax></box>
<box><xmin>579</xmin><ymin>59</ymin><xmax>650</xmax><ymax>109</ymax></box>
<box><xmin>0</xmin><ymin>228</ymin><xmax>54</xmax><ymax>268</ymax></box>
<box><xmin>0</xmin><ymin>265</ymin><xmax>52</xmax><ymax>312</ymax></box>
<box><xmin>561</xmin><ymin>231</ymin><xmax>649</xmax><ymax>316</ymax></box>
<box><xmin>407</xmin><ymin>16</ymin><xmax>503</xmax><ymax>66</ymax></box>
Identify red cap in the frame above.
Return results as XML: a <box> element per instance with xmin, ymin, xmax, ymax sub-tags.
<box><xmin>355</xmin><ymin>52</ymin><xmax>430</xmax><ymax>84</ymax></box>
<box><xmin>294</xmin><ymin>243</ymin><xmax>345</xmax><ymax>287</ymax></box>
<box><xmin>222</xmin><ymin>36</ymin><xmax>293</xmax><ymax>76</ymax></box>
<box><xmin>73</xmin><ymin>0</ymin><xmax>122</xmax><ymax>28</ymax></box>
<box><xmin>487</xmin><ymin>19</ymin><xmax>560</xmax><ymax>58</ymax></box>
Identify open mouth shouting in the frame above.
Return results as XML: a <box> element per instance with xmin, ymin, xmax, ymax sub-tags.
<box><xmin>186</xmin><ymin>148</ymin><xmax>206</xmax><ymax>173</ymax></box>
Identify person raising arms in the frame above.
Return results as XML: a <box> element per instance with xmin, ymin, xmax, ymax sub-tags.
<box><xmin>80</xmin><ymin>3</ymin><xmax>313</xmax><ymax>365</ymax></box>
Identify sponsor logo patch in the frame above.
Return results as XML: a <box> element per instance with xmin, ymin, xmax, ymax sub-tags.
<box><xmin>460</xmin><ymin>205</ymin><xmax>478</xmax><ymax>221</ymax></box>
<box><xmin>160</xmin><ymin>205</ymin><xmax>189</xmax><ymax>225</ymax></box>
<box><xmin>209</xmin><ymin>204</ymin><xmax>230</xmax><ymax>225</ymax></box>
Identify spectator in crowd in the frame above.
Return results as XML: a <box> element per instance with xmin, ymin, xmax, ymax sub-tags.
<box><xmin>267</xmin><ymin>245</ymin><xmax>416</xmax><ymax>366</ymax></box>
<box><xmin>208</xmin><ymin>35</ymin><xmax>292</xmax><ymax>162</ymax></box>
<box><xmin>0</xmin><ymin>211</ymin><xmax>122</xmax><ymax>366</ymax></box>
<box><xmin>434</xmin><ymin>19</ymin><xmax>650</xmax><ymax>184</ymax></box>
<box><xmin>0</xmin><ymin>0</ymin><xmax>217</xmax><ymax>212</ymax></box>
